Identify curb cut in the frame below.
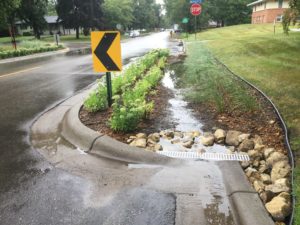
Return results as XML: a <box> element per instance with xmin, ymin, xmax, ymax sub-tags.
<box><xmin>218</xmin><ymin>161</ymin><xmax>274</xmax><ymax>225</ymax></box>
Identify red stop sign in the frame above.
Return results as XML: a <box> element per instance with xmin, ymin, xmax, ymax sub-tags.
<box><xmin>190</xmin><ymin>3</ymin><xmax>202</xmax><ymax>16</ymax></box>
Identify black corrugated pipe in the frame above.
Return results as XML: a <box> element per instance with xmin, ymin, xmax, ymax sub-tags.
<box><xmin>213</xmin><ymin>56</ymin><xmax>295</xmax><ymax>225</ymax></box>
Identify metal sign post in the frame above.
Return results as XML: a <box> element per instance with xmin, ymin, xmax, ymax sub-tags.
<box><xmin>106</xmin><ymin>72</ymin><xmax>113</xmax><ymax>107</ymax></box>
<box><xmin>91</xmin><ymin>31</ymin><xmax>122</xmax><ymax>107</ymax></box>
<box><xmin>194</xmin><ymin>16</ymin><xmax>197</xmax><ymax>40</ymax></box>
<box><xmin>190</xmin><ymin>3</ymin><xmax>202</xmax><ymax>40</ymax></box>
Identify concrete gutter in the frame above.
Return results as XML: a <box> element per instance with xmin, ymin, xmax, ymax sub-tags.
<box><xmin>59</xmin><ymin>93</ymin><xmax>275</xmax><ymax>224</ymax></box>
<box><xmin>218</xmin><ymin>161</ymin><xmax>274</xmax><ymax>225</ymax></box>
<box><xmin>61</xmin><ymin>101</ymin><xmax>176</xmax><ymax>166</ymax></box>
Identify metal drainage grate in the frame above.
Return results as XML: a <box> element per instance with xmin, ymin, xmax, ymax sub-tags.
<box><xmin>157</xmin><ymin>151</ymin><xmax>250</xmax><ymax>161</ymax></box>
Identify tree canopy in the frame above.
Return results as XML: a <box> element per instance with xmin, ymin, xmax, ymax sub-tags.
<box><xmin>56</xmin><ymin>0</ymin><xmax>104</xmax><ymax>38</ymax></box>
<box><xmin>0</xmin><ymin>0</ymin><xmax>20</xmax><ymax>28</ymax></box>
<box><xmin>17</xmin><ymin>0</ymin><xmax>48</xmax><ymax>39</ymax></box>
<box><xmin>103</xmin><ymin>0</ymin><xmax>134</xmax><ymax>30</ymax></box>
<box><xmin>283</xmin><ymin>0</ymin><xmax>300</xmax><ymax>33</ymax></box>
<box><xmin>164</xmin><ymin>0</ymin><xmax>252</xmax><ymax>31</ymax></box>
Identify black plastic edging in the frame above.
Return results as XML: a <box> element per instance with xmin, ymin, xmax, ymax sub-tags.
<box><xmin>213</xmin><ymin>56</ymin><xmax>295</xmax><ymax>225</ymax></box>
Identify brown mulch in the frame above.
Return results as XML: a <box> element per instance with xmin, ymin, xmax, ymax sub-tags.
<box><xmin>80</xmin><ymin>80</ymin><xmax>286</xmax><ymax>154</ymax></box>
<box><xmin>189</xmin><ymin>91</ymin><xmax>286</xmax><ymax>153</ymax></box>
<box><xmin>79</xmin><ymin>84</ymin><xmax>175</xmax><ymax>143</ymax></box>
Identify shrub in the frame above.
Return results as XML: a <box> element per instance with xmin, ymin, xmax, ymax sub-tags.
<box><xmin>83</xmin><ymin>83</ymin><xmax>108</xmax><ymax>112</ymax></box>
<box><xmin>23</xmin><ymin>32</ymin><xmax>32</xmax><ymax>36</ymax></box>
<box><xmin>110</xmin><ymin>65</ymin><xmax>163</xmax><ymax>132</ymax></box>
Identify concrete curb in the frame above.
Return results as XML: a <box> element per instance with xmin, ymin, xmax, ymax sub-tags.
<box><xmin>61</xmin><ymin>101</ymin><xmax>176</xmax><ymax>166</ymax></box>
<box><xmin>218</xmin><ymin>161</ymin><xmax>274</xmax><ymax>225</ymax></box>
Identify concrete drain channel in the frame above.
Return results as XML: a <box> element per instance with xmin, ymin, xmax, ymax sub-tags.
<box><xmin>157</xmin><ymin>151</ymin><xmax>250</xmax><ymax>161</ymax></box>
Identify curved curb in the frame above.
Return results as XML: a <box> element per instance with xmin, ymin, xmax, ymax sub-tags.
<box><xmin>61</xmin><ymin>102</ymin><xmax>177</xmax><ymax>166</ymax></box>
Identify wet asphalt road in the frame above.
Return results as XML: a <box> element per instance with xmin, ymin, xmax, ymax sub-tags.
<box><xmin>0</xmin><ymin>32</ymin><xmax>173</xmax><ymax>225</ymax></box>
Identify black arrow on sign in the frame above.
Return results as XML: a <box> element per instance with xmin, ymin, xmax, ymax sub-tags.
<box><xmin>94</xmin><ymin>33</ymin><xmax>120</xmax><ymax>71</ymax></box>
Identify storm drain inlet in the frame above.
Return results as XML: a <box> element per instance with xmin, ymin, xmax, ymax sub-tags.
<box><xmin>157</xmin><ymin>151</ymin><xmax>250</xmax><ymax>161</ymax></box>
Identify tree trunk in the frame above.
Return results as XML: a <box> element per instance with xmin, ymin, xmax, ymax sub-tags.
<box><xmin>76</xmin><ymin>26</ymin><xmax>80</xmax><ymax>39</ymax></box>
<box><xmin>33</xmin><ymin>24</ymin><xmax>41</xmax><ymax>39</ymax></box>
<box><xmin>8</xmin><ymin>23</ymin><xmax>17</xmax><ymax>50</ymax></box>
<box><xmin>221</xmin><ymin>20</ymin><xmax>225</xmax><ymax>27</ymax></box>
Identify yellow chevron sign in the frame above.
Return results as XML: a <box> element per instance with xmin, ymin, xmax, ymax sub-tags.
<box><xmin>91</xmin><ymin>31</ymin><xmax>122</xmax><ymax>72</ymax></box>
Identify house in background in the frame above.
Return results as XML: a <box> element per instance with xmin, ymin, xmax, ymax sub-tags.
<box><xmin>247</xmin><ymin>0</ymin><xmax>289</xmax><ymax>24</ymax></box>
<box><xmin>15</xmin><ymin>16</ymin><xmax>75</xmax><ymax>36</ymax></box>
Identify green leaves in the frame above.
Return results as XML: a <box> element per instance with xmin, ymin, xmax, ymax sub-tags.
<box><xmin>0</xmin><ymin>42</ymin><xmax>63</xmax><ymax>59</ymax></box>
<box><xmin>83</xmin><ymin>83</ymin><xmax>108</xmax><ymax>112</ymax></box>
<box><xmin>84</xmin><ymin>49</ymin><xmax>169</xmax><ymax>132</ymax></box>
<box><xmin>110</xmin><ymin>52</ymin><xmax>167</xmax><ymax>132</ymax></box>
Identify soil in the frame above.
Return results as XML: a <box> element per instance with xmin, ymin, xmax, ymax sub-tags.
<box><xmin>79</xmin><ymin>84</ymin><xmax>175</xmax><ymax>143</ymax></box>
<box><xmin>80</xmin><ymin>57</ymin><xmax>286</xmax><ymax>154</ymax></box>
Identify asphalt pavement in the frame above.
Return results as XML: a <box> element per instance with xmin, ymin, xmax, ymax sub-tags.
<box><xmin>0</xmin><ymin>32</ymin><xmax>274</xmax><ymax>225</ymax></box>
<box><xmin>0</xmin><ymin>32</ymin><xmax>174</xmax><ymax>225</ymax></box>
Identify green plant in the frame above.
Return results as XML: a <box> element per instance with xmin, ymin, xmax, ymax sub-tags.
<box><xmin>83</xmin><ymin>83</ymin><xmax>108</xmax><ymax>112</ymax></box>
<box><xmin>110</xmin><ymin>65</ymin><xmax>164</xmax><ymax>132</ymax></box>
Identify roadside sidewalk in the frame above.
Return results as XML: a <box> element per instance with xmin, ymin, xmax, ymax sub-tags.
<box><xmin>30</xmin><ymin>81</ymin><xmax>275</xmax><ymax>225</ymax></box>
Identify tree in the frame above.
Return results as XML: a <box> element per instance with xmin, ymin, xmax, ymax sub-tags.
<box><xmin>0</xmin><ymin>0</ymin><xmax>20</xmax><ymax>28</ymax></box>
<box><xmin>17</xmin><ymin>0</ymin><xmax>48</xmax><ymax>39</ymax></box>
<box><xmin>0</xmin><ymin>0</ymin><xmax>20</xmax><ymax>49</ymax></box>
<box><xmin>56</xmin><ymin>0</ymin><xmax>104</xmax><ymax>39</ymax></box>
<box><xmin>103</xmin><ymin>0</ymin><xmax>134</xmax><ymax>30</ymax></box>
<box><xmin>283</xmin><ymin>0</ymin><xmax>300</xmax><ymax>34</ymax></box>
<box><xmin>164</xmin><ymin>0</ymin><xmax>251</xmax><ymax>30</ymax></box>
<box><xmin>47</xmin><ymin>0</ymin><xmax>58</xmax><ymax>16</ymax></box>
<box><xmin>132</xmin><ymin>0</ymin><xmax>161</xmax><ymax>29</ymax></box>
<box><xmin>164</xmin><ymin>0</ymin><xmax>209</xmax><ymax>32</ymax></box>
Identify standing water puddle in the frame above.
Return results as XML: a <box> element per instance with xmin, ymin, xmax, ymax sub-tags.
<box><xmin>159</xmin><ymin>67</ymin><xmax>229</xmax><ymax>155</ymax></box>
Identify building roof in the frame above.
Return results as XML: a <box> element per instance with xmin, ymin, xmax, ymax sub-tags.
<box><xmin>247</xmin><ymin>0</ymin><xmax>266</xmax><ymax>7</ymax></box>
<box><xmin>44</xmin><ymin>16</ymin><xmax>61</xmax><ymax>24</ymax></box>
<box><xmin>15</xmin><ymin>16</ymin><xmax>61</xmax><ymax>25</ymax></box>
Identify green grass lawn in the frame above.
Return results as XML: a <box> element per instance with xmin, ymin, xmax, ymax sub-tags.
<box><xmin>187</xmin><ymin>23</ymin><xmax>300</xmax><ymax>224</ymax></box>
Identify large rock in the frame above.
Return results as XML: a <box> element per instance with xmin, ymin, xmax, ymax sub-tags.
<box><xmin>264</xmin><ymin>148</ymin><xmax>275</xmax><ymax>159</ymax></box>
<box><xmin>260</xmin><ymin>190</ymin><xmax>275</xmax><ymax>204</ymax></box>
<box><xmin>225</xmin><ymin>130</ymin><xmax>242</xmax><ymax>146</ymax></box>
<box><xmin>192</xmin><ymin>131</ymin><xmax>201</xmax><ymax>137</ymax></box>
<box><xmin>200</xmin><ymin>134</ymin><xmax>215</xmax><ymax>146</ymax></box>
<box><xmin>148</xmin><ymin>133</ymin><xmax>160</xmax><ymax>142</ymax></box>
<box><xmin>253</xmin><ymin>135</ymin><xmax>263</xmax><ymax>146</ymax></box>
<box><xmin>214</xmin><ymin>129</ymin><xmax>226</xmax><ymax>144</ymax></box>
<box><xmin>245</xmin><ymin>167</ymin><xmax>260</xmax><ymax>180</ymax></box>
<box><xmin>154</xmin><ymin>144</ymin><xmax>163</xmax><ymax>151</ymax></box>
<box><xmin>129</xmin><ymin>138</ymin><xmax>147</xmax><ymax>148</ymax></box>
<box><xmin>260</xmin><ymin>173</ymin><xmax>272</xmax><ymax>185</ymax></box>
<box><xmin>136</xmin><ymin>133</ymin><xmax>147</xmax><ymax>139</ymax></box>
<box><xmin>259</xmin><ymin>164</ymin><xmax>269</xmax><ymax>174</ymax></box>
<box><xmin>160</xmin><ymin>130</ymin><xmax>174</xmax><ymax>139</ymax></box>
<box><xmin>266</xmin><ymin>152</ymin><xmax>288</xmax><ymax>167</ymax></box>
<box><xmin>171</xmin><ymin>138</ymin><xmax>181</xmax><ymax>144</ymax></box>
<box><xmin>253</xmin><ymin>180</ymin><xmax>265</xmax><ymax>193</ymax></box>
<box><xmin>182</xmin><ymin>140</ymin><xmax>194</xmax><ymax>149</ymax></box>
<box><xmin>265</xmin><ymin>178</ymin><xmax>290</xmax><ymax>194</ymax></box>
<box><xmin>238</xmin><ymin>139</ymin><xmax>255</xmax><ymax>152</ymax></box>
<box><xmin>238</xmin><ymin>133</ymin><xmax>250</xmax><ymax>143</ymax></box>
<box><xmin>174</xmin><ymin>131</ymin><xmax>184</xmax><ymax>138</ymax></box>
<box><xmin>247</xmin><ymin>149</ymin><xmax>262</xmax><ymax>161</ymax></box>
<box><xmin>271</xmin><ymin>161</ymin><xmax>291</xmax><ymax>182</ymax></box>
<box><xmin>241</xmin><ymin>160</ymin><xmax>250</xmax><ymax>169</ymax></box>
<box><xmin>265</xmin><ymin>192</ymin><xmax>291</xmax><ymax>221</ymax></box>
